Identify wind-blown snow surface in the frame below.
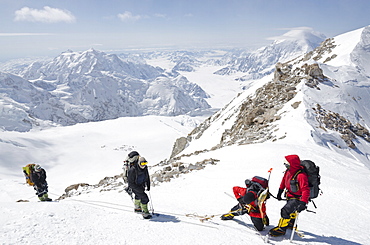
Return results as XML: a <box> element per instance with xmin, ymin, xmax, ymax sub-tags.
<box><xmin>1</xmin><ymin>114</ymin><xmax>370</xmax><ymax>244</ymax></box>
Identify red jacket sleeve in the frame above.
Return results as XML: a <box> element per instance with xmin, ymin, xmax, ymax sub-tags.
<box><xmin>279</xmin><ymin>171</ymin><xmax>288</xmax><ymax>190</ymax></box>
<box><xmin>233</xmin><ymin>186</ymin><xmax>246</xmax><ymax>199</ymax></box>
<box><xmin>297</xmin><ymin>173</ymin><xmax>310</xmax><ymax>203</ymax></box>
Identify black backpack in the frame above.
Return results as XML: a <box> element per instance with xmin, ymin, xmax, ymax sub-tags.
<box><xmin>291</xmin><ymin>160</ymin><xmax>321</xmax><ymax>199</ymax></box>
<box><xmin>246</xmin><ymin>176</ymin><xmax>269</xmax><ymax>199</ymax></box>
<box><xmin>122</xmin><ymin>151</ymin><xmax>139</xmax><ymax>183</ymax></box>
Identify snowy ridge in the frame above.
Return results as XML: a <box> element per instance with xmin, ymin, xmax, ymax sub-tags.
<box><xmin>215</xmin><ymin>29</ymin><xmax>326</xmax><ymax>80</ymax></box>
<box><xmin>174</xmin><ymin>26</ymin><xmax>370</xmax><ymax>168</ymax></box>
<box><xmin>20</xmin><ymin>48</ymin><xmax>162</xmax><ymax>81</ymax></box>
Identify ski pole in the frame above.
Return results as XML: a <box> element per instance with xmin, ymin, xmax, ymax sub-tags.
<box><xmin>148</xmin><ymin>190</ymin><xmax>155</xmax><ymax>215</ymax></box>
<box><xmin>224</xmin><ymin>191</ymin><xmax>235</xmax><ymax>199</ymax></box>
<box><xmin>267</xmin><ymin>168</ymin><xmax>273</xmax><ymax>182</ymax></box>
<box><xmin>289</xmin><ymin>211</ymin><xmax>299</xmax><ymax>242</ymax></box>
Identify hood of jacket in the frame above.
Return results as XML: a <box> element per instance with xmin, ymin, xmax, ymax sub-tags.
<box><xmin>285</xmin><ymin>154</ymin><xmax>302</xmax><ymax>173</ymax></box>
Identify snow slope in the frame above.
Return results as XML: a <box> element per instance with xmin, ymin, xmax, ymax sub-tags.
<box><xmin>1</xmin><ymin>116</ymin><xmax>369</xmax><ymax>245</ymax></box>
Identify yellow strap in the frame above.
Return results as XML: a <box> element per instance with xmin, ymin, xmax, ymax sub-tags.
<box><xmin>290</xmin><ymin>212</ymin><xmax>298</xmax><ymax>219</ymax></box>
<box><xmin>246</xmin><ymin>204</ymin><xmax>255</xmax><ymax>212</ymax></box>
<box><xmin>278</xmin><ymin>218</ymin><xmax>291</xmax><ymax>228</ymax></box>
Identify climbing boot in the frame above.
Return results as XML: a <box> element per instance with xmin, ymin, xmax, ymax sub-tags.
<box><xmin>263</xmin><ymin>215</ymin><xmax>270</xmax><ymax>226</ymax></box>
<box><xmin>42</xmin><ymin>194</ymin><xmax>52</xmax><ymax>202</ymax></box>
<box><xmin>141</xmin><ymin>203</ymin><xmax>152</xmax><ymax>219</ymax></box>
<box><xmin>142</xmin><ymin>212</ymin><xmax>152</xmax><ymax>219</ymax></box>
<box><xmin>221</xmin><ymin>213</ymin><xmax>235</xmax><ymax>220</ymax></box>
<box><xmin>134</xmin><ymin>199</ymin><xmax>142</xmax><ymax>213</ymax></box>
<box><xmin>268</xmin><ymin>218</ymin><xmax>290</xmax><ymax>237</ymax></box>
<box><xmin>286</xmin><ymin>212</ymin><xmax>297</xmax><ymax>229</ymax></box>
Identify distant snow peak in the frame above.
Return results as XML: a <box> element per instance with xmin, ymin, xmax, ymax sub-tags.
<box><xmin>214</xmin><ymin>28</ymin><xmax>326</xmax><ymax>77</ymax></box>
<box><xmin>271</xmin><ymin>27</ymin><xmax>326</xmax><ymax>43</ymax></box>
<box><xmin>0</xmin><ymin>49</ymin><xmax>210</xmax><ymax>131</ymax></box>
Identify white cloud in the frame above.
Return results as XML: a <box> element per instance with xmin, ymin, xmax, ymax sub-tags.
<box><xmin>14</xmin><ymin>6</ymin><xmax>76</xmax><ymax>23</ymax></box>
<box><xmin>266</xmin><ymin>27</ymin><xmax>325</xmax><ymax>41</ymax></box>
<box><xmin>154</xmin><ymin>13</ymin><xmax>166</xmax><ymax>18</ymax></box>
<box><xmin>0</xmin><ymin>33</ymin><xmax>53</xmax><ymax>36</ymax></box>
<box><xmin>117</xmin><ymin>11</ymin><xmax>147</xmax><ymax>22</ymax></box>
<box><xmin>277</xmin><ymin>27</ymin><xmax>314</xmax><ymax>31</ymax></box>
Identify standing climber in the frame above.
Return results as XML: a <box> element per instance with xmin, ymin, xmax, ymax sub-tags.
<box><xmin>126</xmin><ymin>151</ymin><xmax>152</xmax><ymax>219</ymax></box>
<box><xmin>269</xmin><ymin>154</ymin><xmax>310</xmax><ymax>236</ymax></box>
<box><xmin>221</xmin><ymin>176</ymin><xmax>269</xmax><ymax>231</ymax></box>
<box><xmin>23</xmin><ymin>164</ymin><xmax>52</xmax><ymax>201</ymax></box>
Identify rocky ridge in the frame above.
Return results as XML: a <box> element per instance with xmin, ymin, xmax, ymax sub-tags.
<box><xmin>169</xmin><ymin>32</ymin><xmax>370</xmax><ymax>162</ymax></box>
<box><xmin>57</xmin><ymin>158</ymin><xmax>219</xmax><ymax>200</ymax></box>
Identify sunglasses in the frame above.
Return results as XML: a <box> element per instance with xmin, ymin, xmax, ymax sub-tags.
<box><xmin>283</xmin><ymin>158</ymin><xmax>290</xmax><ymax>169</ymax></box>
<box><xmin>140</xmin><ymin>161</ymin><xmax>148</xmax><ymax>166</ymax></box>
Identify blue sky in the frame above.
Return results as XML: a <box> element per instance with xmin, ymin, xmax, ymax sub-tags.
<box><xmin>1</xmin><ymin>0</ymin><xmax>370</xmax><ymax>61</ymax></box>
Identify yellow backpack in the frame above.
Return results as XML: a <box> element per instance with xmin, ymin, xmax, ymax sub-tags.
<box><xmin>22</xmin><ymin>164</ymin><xmax>35</xmax><ymax>186</ymax></box>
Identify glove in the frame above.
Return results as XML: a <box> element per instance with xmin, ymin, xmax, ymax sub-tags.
<box><xmin>125</xmin><ymin>187</ymin><xmax>133</xmax><ymax>195</ymax></box>
<box><xmin>242</xmin><ymin>192</ymin><xmax>255</xmax><ymax>204</ymax></box>
<box><xmin>277</xmin><ymin>189</ymin><xmax>284</xmax><ymax>200</ymax></box>
<box><xmin>237</xmin><ymin>197</ymin><xmax>245</xmax><ymax>204</ymax></box>
<box><xmin>296</xmin><ymin>200</ymin><xmax>307</xmax><ymax>212</ymax></box>
<box><xmin>237</xmin><ymin>206</ymin><xmax>249</xmax><ymax>215</ymax></box>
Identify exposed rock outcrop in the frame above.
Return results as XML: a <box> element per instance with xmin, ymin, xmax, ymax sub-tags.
<box><xmin>314</xmin><ymin>104</ymin><xmax>370</xmax><ymax>149</ymax></box>
<box><xmin>56</xmin><ymin>158</ymin><xmax>219</xmax><ymax>200</ymax></box>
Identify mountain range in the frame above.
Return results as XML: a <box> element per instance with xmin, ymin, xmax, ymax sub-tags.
<box><xmin>0</xmin><ymin>29</ymin><xmax>327</xmax><ymax>132</ymax></box>
<box><xmin>214</xmin><ymin>29</ymin><xmax>326</xmax><ymax>80</ymax></box>
<box><xmin>0</xmin><ymin>49</ymin><xmax>210</xmax><ymax>131</ymax></box>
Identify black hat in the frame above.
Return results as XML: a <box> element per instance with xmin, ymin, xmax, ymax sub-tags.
<box><xmin>128</xmin><ymin>151</ymin><xmax>139</xmax><ymax>158</ymax></box>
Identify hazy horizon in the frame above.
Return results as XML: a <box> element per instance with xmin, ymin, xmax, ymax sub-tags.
<box><xmin>1</xmin><ymin>0</ymin><xmax>370</xmax><ymax>61</ymax></box>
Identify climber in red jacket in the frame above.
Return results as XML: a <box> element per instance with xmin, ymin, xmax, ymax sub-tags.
<box><xmin>269</xmin><ymin>154</ymin><xmax>310</xmax><ymax>237</ymax></box>
<box><xmin>221</xmin><ymin>176</ymin><xmax>269</xmax><ymax>231</ymax></box>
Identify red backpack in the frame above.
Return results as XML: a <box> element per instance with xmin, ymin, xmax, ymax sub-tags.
<box><xmin>251</xmin><ymin>176</ymin><xmax>269</xmax><ymax>190</ymax></box>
